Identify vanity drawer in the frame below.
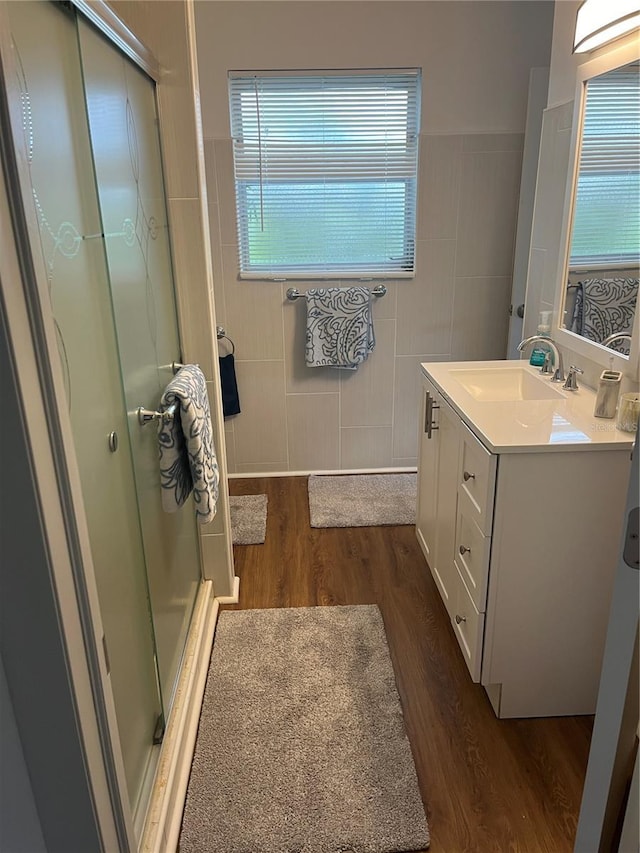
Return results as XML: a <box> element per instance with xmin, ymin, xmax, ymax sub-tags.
<box><xmin>455</xmin><ymin>508</ymin><xmax>491</xmax><ymax>612</ymax></box>
<box><xmin>458</xmin><ymin>424</ymin><xmax>497</xmax><ymax>535</ymax></box>
<box><xmin>452</xmin><ymin>567</ymin><xmax>485</xmax><ymax>683</ymax></box>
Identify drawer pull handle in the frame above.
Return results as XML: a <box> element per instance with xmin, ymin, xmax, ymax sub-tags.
<box><xmin>459</xmin><ymin>545</ymin><xmax>471</xmax><ymax>555</ymax></box>
<box><xmin>463</xmin><ymin>470</ymin><xmax>475</xmax><ymax>482</ymax></box>
<box><xmin>455</xmin><ymin>614</ymin><xmax>466</xmax><ymax>624</ymax></box>
<box><xmin>424</xmin><ymin>393</ymin><xmax>440</xmax><ymax>439</ymax></box>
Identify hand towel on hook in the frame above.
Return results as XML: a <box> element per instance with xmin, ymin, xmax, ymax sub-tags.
<box><xmin>158</xmin><ymin>364</ymin><xmax>219</xmax><ymax>524</ymax></box>
<box><xmin>305</xmin><ymin>286</ymin><xmax>375</xmax><ymax>369</ymax></box>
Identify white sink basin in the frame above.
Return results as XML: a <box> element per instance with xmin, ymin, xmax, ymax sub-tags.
<box><xmin>449</xmin><ymin>367</ymin><xmax>565</xmax><ymax>402</ymax></box>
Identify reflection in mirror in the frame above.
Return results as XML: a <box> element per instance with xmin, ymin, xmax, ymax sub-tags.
<box><xmin>561</xmin><ymin>61</ymin><xmax>639</xmax><ymax>357</ymax></box>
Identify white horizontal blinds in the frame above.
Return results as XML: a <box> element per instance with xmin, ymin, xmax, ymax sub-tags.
<box><xmin>570</xmin><ymin>64</ymin><xmax>640</xmax><ymax>267</ymax></box>
<box><xmin>229</xmin><ymin>70</ymin><xmax>420</xmax><ymax>278</ymax></box>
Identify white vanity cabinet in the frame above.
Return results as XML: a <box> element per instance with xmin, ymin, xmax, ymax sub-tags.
<box><xmin>417</xmin><ymin>367</ymin><xmax>632</xmax><ymax>719</ymax></box>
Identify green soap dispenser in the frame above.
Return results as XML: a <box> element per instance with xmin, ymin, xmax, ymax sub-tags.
<box><xmin>529</xmin><ymin>311</ymin><xmax>552</xmax><ymax>367</ymax></box>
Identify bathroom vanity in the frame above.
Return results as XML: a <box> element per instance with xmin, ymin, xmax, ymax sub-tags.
<box><xmin>417</xmin><ymin>360</ymin><xmax>633</xmax><ymax>719</ymax></box>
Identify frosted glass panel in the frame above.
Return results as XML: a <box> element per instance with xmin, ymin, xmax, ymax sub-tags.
<box><xmin>78</xmin><ymin>19</ymin><xmax>201</xmax><ymax>707</ymax></box>
<box><xmin>8</xmin><ymin>0</ymin><xmax>162</xmax><ymax>815</ymax></box>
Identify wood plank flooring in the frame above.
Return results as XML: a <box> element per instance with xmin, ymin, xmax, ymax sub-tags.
<box><xmin>225</xmin><ymin>475</ymin><xmax>593</xmax><ymax>853</ymax></box>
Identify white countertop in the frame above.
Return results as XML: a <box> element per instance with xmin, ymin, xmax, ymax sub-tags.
<box><xmin>421</xmin><ymin>360</ymin><xmax>636</xmax><ymax>453</ymax></box>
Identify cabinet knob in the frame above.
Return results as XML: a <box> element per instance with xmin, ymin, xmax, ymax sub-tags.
<box><xmin>463</xmin><ymin>470</ymin><xmax>475</xmax><ymax>482</ymax></box>
<box><xmin>459</xmin><ymin>545</ymin><xmax>471</xmax><ymax>555</ymax></box>
<box><xmin>455</xmin><ymin>614</ymin><xmax>466</xmax><ymax>624</ymax></box>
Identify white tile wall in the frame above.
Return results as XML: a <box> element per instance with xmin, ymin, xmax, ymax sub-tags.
<box><xmin>339</xmin><ymin>320</ymin><xmax>395</xmax><ymax>428</ymax></box>
<box><xmin>286</xmin><ymin>393</ymin><xmax>340</xmax><ymax>470</ymax></box>
<box><xmin>341</xmin><ymin>426</ymin><xmax>393</xmax><ymax>469</ymax></box>
<box><xmin>206</xmin><ymin>132</ymin><xmax>524</xmax><ymax>473</ymax></box>
<box><xmin>417</xmin><ymin>135</ymin><xmax>462</xmax><ymax>239</ymax></box>
<box><xmin>221</xmin><ymin>247</ymin><xmax>284</xmax><ymax>361</ymax></box>
<box><xmin>456</xmin><ymin>149</ymin><xmax>523</xmax><ymax>278</ymax></box>
<box><xmin>167</xmin><ymin>198</ymin><xmax>216</xmax><ymax>380</ymax></box>
<box><xmin>203</xmin><ymin>141</ymin><xmax>226</xmax><ymax>320</ymax></box>
<box><xmin>223</xmin><ymin>420</ymin><xmax>237</xmax><ymax>473</ymax></box>
<box><xmin>232</xmin><ymin>360</ymin><xmax>288</xmax><ymax>465</ymax></box>
<box><xmin>451</xmin><ymin>276</ymin><xmax>513</xmax><ymax>361</ymax></box>
<box><xmin>397</xmin><ymin>240</ymin><xmax>456</xmax><ymax>355</ymax></box>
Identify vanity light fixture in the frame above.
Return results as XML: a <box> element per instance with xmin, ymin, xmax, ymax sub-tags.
<box><xmin>573</xmin><ymin>0</ymin><xmax>640</xmax><ymax>53</ymax></box>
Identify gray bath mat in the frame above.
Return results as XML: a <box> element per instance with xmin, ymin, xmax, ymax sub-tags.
<box><xmin>308</xmin><ymin>473</ymin><xmax>417</xmax><ymax>528</ymax></box>
<box><xmin>229</xmin><ymin>494</ymin><xmax>267</xmax><ymax>544</ymax></box>
<box><xmin>180</xmin><ymin>604</ymin><xmax>429</xmax><ymax>852</ymax></box>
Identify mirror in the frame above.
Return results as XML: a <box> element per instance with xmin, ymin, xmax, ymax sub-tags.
<box><xmin>560</xmin><ymin>59</ymin><xmax>639</xmax><ymax>359</ymax></box>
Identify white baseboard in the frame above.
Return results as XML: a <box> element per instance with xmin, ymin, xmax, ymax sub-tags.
<box><xmin>140</xmin><ymin>581</ymin><xmax>219</xmax><ymax>853</ymax></box>
<box><xmin>228</xmin><ymin>467</ymin><xmax>417</xmax><ymax>479</ymax></box>
<box><xmin>215</xmin><ymin>574</ymin><xmax>240</xmax><ymax>604</ymax></box>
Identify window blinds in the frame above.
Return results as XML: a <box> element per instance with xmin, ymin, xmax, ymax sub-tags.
<box><xmin>228</xmin><ymin>70</ymin><xmax>421</xmax><ymax>278</ymax></box>
<box><xmin>570</xmin><ymin>64</ymin><xmax>639</xmax><ymax>267</ymax></box>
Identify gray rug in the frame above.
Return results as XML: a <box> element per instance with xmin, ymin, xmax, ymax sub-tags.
<box><xmin>180</xmin><ymin>605</ymin><xmax>430</xmax><ymax>853</ymax></box>
<box><xmin>308</xmin><ymin>473</ymin><xmax>417</xmax><ymax>528</ymax></box>
<box><xmin>229</xmin><ymin>494</ymin><xmax>267</xmax><ymax>544</ymax></box>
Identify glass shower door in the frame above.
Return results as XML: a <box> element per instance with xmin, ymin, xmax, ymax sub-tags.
<box><xmin>7</xmin><ymin>0</ymin><xmax>204</xmax><ymax>832</ymax></box>
<box><xmin>7</xmin><ymin>0</ymin><xmax>162</xmax><ymax>820</ymax></box>
<box><xmin>77</xmin><ymin>19</ymin><xmax>202</xmax><ymax>710</ymax></box>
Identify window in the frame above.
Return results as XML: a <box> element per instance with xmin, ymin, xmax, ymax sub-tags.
<box><xmin>570</xmin><ymin>63</ymin><xmax>639</xmax><ymax>267</ymax></box>
<box><xmin>228</xmin><ymin>70</ymin><xmax>421</xmax><ymax>279</ymax></box>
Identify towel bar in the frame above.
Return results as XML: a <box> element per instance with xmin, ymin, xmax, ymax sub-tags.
<box><xmin>286</xmin><ymin>284</ymin><xmax>387</xmax><ymax>301</ymax></box>
<box><xmin>137</xmin><ymin>403</ymin><xmax>177</xmax><ymax>426</ymax></box>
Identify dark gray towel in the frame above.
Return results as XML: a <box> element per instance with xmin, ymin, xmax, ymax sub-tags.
<box><xmin>219</xmin><ymin>353</ymin><xmax>241</xmax><ymax>417</ymax></box>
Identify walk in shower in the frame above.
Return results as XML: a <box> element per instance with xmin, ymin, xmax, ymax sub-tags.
<box><xmin>7</xmin><ymin>1</ymin><xmax>202</xmax><ymax>833</ymax></box>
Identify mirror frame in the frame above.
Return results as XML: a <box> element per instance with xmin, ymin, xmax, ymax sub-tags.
<box><xmin>553</xmin><ymin>38</ymin><xmax>640</xmax><ymax>379</ymax></box>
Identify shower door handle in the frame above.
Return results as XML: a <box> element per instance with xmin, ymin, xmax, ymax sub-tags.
<box><xmin>136</xmin><ymin>403</ymin><xmax>177</xmax><ymax>426</ymax></box>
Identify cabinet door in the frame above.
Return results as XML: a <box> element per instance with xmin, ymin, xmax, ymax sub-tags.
<box><xmin>416</xmin><ymin>383</ymin><xmax>439</xmax><ymax>565</ymax></box>
<box><xmin>432</xmin><ymin>399</ymin><xmax>460</xmax><ymax>616</ymax></box>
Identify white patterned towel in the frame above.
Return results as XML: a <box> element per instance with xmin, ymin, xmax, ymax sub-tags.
<box><xmin>571</xmin><ymin>278</ymin><xmax>638</xmax><ymax>354</ymax></box>
<box><xmin>305</xmin><ymin>286</ymin><xmax>375</xmax><ymax>369</ymax></box>
<box><xmin>158</xmin><ymin>365</ymin><xmax>219</xmax><ymax>524</ymax></box>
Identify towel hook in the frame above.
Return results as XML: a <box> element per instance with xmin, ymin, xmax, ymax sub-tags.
<box><xmin>217</xmin><ymin>325</ymin><xmax>235</xmax><ymax>355</ymax></box>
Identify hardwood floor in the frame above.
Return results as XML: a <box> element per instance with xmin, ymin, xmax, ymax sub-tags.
<box><xmin>225</xmin><ymin>475</ymin><xmax>593</xmax><ymax>853</ymax></box>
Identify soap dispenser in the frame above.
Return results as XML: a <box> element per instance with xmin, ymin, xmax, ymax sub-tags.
<box><xmin>529</xmin><ymin>311</ymin><xmax>552</xmax><ymax>367</ymax></box>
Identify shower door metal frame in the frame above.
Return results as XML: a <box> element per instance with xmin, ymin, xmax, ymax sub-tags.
<box><xmin>71</xmin><ymin>0</ymin><xmax>159</xmax><ymax>80</ymax></box>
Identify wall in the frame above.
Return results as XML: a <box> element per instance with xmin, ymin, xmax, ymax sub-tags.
<box><xmin>524</xmin><ymin>1</ymin><xmax>640</xmax><ymax>394</ymax></box>
<box><xmin>109</xmin><ymin>0</ymin><xmax>235</xmax><ymax>592</ymax></box>
<box><xmin>195</xmin><ymin>1</ymin><xmax>555</xmax><ymax>474</ymax></box>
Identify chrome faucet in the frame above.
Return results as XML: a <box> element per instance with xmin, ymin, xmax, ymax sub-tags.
<box><xmin>517</xmin><ymin>335</ymin><xmax>565</xmax><ymax>382</ymax></box>
<box><xmin>602</xmin><ymin>332</ymin><xmax>632</xmax><ymax>349</ymax></box>
<box><xmin>563</xmin><ymin>364</ymin><xmax>584</xmax><ymax>391</ymax></box>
